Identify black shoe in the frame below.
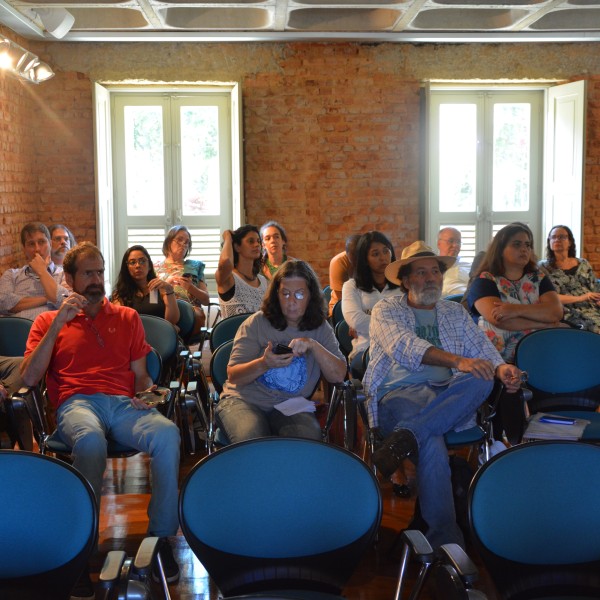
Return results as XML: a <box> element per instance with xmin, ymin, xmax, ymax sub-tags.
<box><xmin>70</xmin><ymin>566</ymin><xmax>95</xmax><ymax>600</ymax></box>
<box><xmin>371</xmin><ymin>429</ymin><xmax>418</xmax><ymax>478</ymax></box>
<box><xmin>152</xmin><ymin>537</ymin><xmax>180</xmax><ymax>584</ymax></box>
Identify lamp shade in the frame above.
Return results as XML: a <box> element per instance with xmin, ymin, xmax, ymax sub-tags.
<box><xmin>36</xmin><ymin>7</ymin><xmax>75</xmax><ymax>39</ymax></box>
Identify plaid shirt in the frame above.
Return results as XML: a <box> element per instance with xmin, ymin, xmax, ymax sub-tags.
<box><xmin>363</xmin><ymin>293</ymin><xmax>504</xmax><ymax>427</ymax></box>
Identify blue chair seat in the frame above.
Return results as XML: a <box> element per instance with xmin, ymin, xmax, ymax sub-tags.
<box><xmin>445</xmin><ymin>425</ymin><xmax>485</xmax><ymax>447</ymax></box>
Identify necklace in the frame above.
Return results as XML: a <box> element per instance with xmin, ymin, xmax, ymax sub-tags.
<box><xmin>236</xmin><ymin>269</ymin><xmax>257</xmax><ymax>283</ymax></box>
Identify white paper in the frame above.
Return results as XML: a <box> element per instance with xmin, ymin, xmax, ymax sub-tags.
<box><xmin>273</xmin><ymin>396</ymin><xmax>316</xmax><ymax>416</ymax></box>
<box><xmin>523</xmin><ymin>412</ymin><xmax>591</xmax><ymax>441</ymax></box>
<box><xmin>149</xmin><ymin>289</ymin><xmax>158</xmax><ymax>304</ymax></box>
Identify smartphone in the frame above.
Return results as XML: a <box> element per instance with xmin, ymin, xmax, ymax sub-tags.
<box><xmin>539</xmin><ymin>415</ymin><xmax>576</xmax><ymax>425</ymax></box>
<box><xmin>135</xmin><ymin>387</ymin><xmax>169</xmax><ymax>406</ymax></box>
<box><xmin>273</xmin><ymin>343</ymin><xmax>293</xmax><ymax>355</ymax></box>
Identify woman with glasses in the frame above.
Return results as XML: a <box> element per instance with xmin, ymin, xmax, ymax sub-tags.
<box><xmin>154</xmin><ymin>225</ymin><xmax>209</xmax><ymax>333</ymax></box>
<box><xmin>111</xmin><ymin>245</ymin><xmax>180</xmax><ymax>325</ymax></box>
<box><xmin>467</xmin><ymin>222</ymin><xmax>563</xmax><ymax>363</ymax></box>
<box><xmin>215</xmin><ymin>260</ymin><xmax>346</xmax><ymax>443</ymax></box>
<box><xmin>341</xmin><ymin>231</ymin><xmax>401</xmax><ymax>377</ymax></box>
<box><xmin>539</xmin><ymin>225</ymin><xmax>600</xmax><ymax>333</ymax></box>
<box><xmin>216</xmin><ymin>225</ymin><xmax>269</xmax><ymax>318</ymax></box>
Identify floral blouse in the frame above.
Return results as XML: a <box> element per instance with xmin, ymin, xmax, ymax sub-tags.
<box><xmin>539</xmin><ymin>258</ymin><xmax>600</xmax><ymax>333</ymax></box>
<box><xmin>467</xmin><ymin>270</ymin><xmax>555</xmax><ymax>362</ymax></box>
<box><xmin>154</xmin><ymin>259</ymin><xmax>205</xmax><ymax>306</ymax></box>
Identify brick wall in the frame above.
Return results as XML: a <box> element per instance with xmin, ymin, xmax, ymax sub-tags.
<box><xmin>3</xmin><ymin>38</ymin><xmax>600</xmax><ymax>282</ymax></box>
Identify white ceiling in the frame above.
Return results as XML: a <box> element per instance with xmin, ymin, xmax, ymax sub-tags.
<box><xmin>2</xmin><ymin>0</ymin><xmax>600</xmax><ymax>42</ymax></box>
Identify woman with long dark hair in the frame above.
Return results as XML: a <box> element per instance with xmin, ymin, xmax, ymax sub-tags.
<box><xmin>260</xmin><ymin>220</ymin><xmax>295</xmax><ymax>280</ymax></box>
<box><xmin>215</xmin><ymin>225</ymin><xmax>268</xmax><ymax>318</ymax></box>
<box><xmin>216</xmin><ymin>260</ymin><xmax>346</xmax><ymax>443</ymax></box>
<box><xmin>539</xmin><ymin>224</ymin><xmax>600</xmax><ymax>332</ymax></box>
<box><xmin>341</xmin><ymin>231</ymin><xmax>401</xmax><ymax>376</ymax></box>
<box><xmin>467</xmin><ymin>222</ymin><xmax>563</xmax><ymax>362</ymax></box>
<box><xmin>112</xmin><ymin>245</ymin><xmax>179</xmax><ymax>325</ymax></box>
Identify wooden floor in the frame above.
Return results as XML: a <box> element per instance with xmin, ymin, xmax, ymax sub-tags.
<box><xmin>93</xmin><ymin>445</ymin><xmax>502</xmax><ymax>600</ymax></box>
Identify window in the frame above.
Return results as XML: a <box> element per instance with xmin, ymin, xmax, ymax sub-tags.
<box><xmin>94</xmin><ymin>85</ymin><xmax>243</xmax><ymax>293</ymax></box>
<box><xmin>428</xmin><ymin>88</ymin><xmax>543</xmax><ymax>261</ymax></box>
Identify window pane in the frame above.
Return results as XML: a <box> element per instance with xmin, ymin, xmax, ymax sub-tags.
<box><xmin>181</xmin><ymin>106</ymin><xmax>220</xmax><ymax>216</ymax></box>
<box><xmin>492</xmin><ymin>103</ymin><xmax>530</xmax><ymax>212</ymax></box>
<box><xmin>439</xmin><ymin>104</ymin><xmax>477</xmax><ymax>213</ymax></box>
<box><xmin>124</xmin><ymin>106</ymin><xmax>165</xmax><ymax>216</ymax></box>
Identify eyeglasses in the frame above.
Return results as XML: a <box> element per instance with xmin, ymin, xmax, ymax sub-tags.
<box><xmin>173</xmin><ymin>238</ymin><xmax>190</xmax><ymax>247</ymax></box>
<box><xmin>509</xmin><ymin>241</ymin><xmax>533</xmax><ymax>250</ymax></box>
<box><xmin>127</xmin><ymin>258</ymin><xmax>148</xmax><ymax>266</ymax></box>
<box><xmin>550</xmin><ymin>234</ymin><xmax>568</xmax><ymax>241</ymax></box>
<box><xmin>439</xmin><ymin>238</ymin><xmax>461</xmax><ymax>245</ymax></box>
<box><xmin>279</xmin><ymin>289</ymin><xmax>306</xmax><ymax>301</ymax></box>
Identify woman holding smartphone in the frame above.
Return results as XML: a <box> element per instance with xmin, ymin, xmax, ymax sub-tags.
<box><xmin>154</xmin><ymin>225</ymin><xmax>209</xmax><ymax>333</ymax></box>
<box><xmin>216</xmin><ymin>260</ymin><xmax>346</xmax><ymax>443</ymax></box>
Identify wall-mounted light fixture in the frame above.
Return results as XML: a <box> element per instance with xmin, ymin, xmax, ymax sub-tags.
<box><xmin>0</xmin><ymin>37</ymin><xmax>55</xmax><ymax>84</ymax></box>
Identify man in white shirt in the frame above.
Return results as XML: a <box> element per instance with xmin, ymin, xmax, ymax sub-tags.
<box><xmin>437</xmin><ymin>227</ymin><xmax>470</xmax><ymax>297</ymax></box>
<box><xmin>0</xmin><ymin>222</ymin><xmax>69</xmax><ymax>320</ymax></box>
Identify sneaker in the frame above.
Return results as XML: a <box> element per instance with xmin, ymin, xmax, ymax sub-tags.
<box><xmin>152</xmin><ymin>537</ymin><xmax>180</xmax><ymax>584</ymax></box>
<box><xmin>70</xmin><ymin>566</ymin><xmax>95</xmax><ymax>600</ymax></box>
<box><xmin>371</xmin><ymin>428</ymin><xmax>418</xmax><ymax>478</ymax></box>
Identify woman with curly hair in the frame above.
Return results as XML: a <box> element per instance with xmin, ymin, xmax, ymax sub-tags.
<box><xmin>112</xmin><ymin>245</ymin><xmax>180</xmax><ymax>325</ymax></box>
<box><xmin>216</xmin><ymin>225</ymin><xmax>269</xmax><ymax>318</ymax></box>
<box><xmin>467</xmin><ymin>222</ymin><xmax>563</xmax><ymax>363</ymax></box>
<box><xmin>215</xmin><ymin>259</ymin><xmax>346</xmax><ymax>443</ymax></box>
<box><xmin>539</xmin><ymin>224</ymin><xmax>600</xmax><ymax>333</ymax></box>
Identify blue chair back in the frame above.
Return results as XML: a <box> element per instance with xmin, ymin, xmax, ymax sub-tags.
<box><xmin>179</xmin><ymin>437</ymin><xmax>381</xmax><ymax>597</ymax></box>
<box><xmin>140</xmin><ymin>314</ymin><xmax>179</xmax><ymax>381</ymax></box>
<box><xmin>209</xmin><ymin>339</ymin><xmax>233</xmax><ymax>395</ymax></box>
<box><xmin>469</xmin><ymin>441</ymin><xmax>600</xmax><ymax>598</ymax></box>
<box><xmin>176</xmin><ymin>299</ymin><xmax>196</xmax><ymax>341</ymax></box>
<box><xmin>322</xmin><ymin>285</ymin><xmax>332</xmax><ymax>305</ymax></box>
<box><xmin>146</xmin><ymin>347</ymin><xmax>162</xmax><ymax>384</ymax></box>
<box><xmin>0</xmin><ymin>317</ymin><xmax>33</xmax><ymax>356</ymax></box>
<box><xmin>209</xmin><ymin>313</ymin><xmax>251</xmax><ymax>352</ymax></box>
<box><xmin>331</xmin><ymin>300</ymin><xmax>344</xmax><ymax>327</ymax></box>
<box><xmin>515</xmin><ymin>328</ymin><xmax>600</xmax><ymax>394</ymax></box>
<box><xmin>334</xmin><ymin>319</ymin><xmax>353</xmax><ymax>359</ymax></box>
<box><xmin>0</xmin><ymin>450</ymin><xmax>97</xmax><ymax>599</ymax></box>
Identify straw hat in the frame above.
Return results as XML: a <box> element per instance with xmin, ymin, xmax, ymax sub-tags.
<box><xmin>384</xmin><ymin>240</ymin><xmax>456</xmax><ymax>286</ymax></box>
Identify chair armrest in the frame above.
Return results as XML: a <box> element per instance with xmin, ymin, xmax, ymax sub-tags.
<box><xmin>438</xmin><ymin>543</ymin><xmax>479</xmax><ymax>585</ymax></box>
<box><xmin>400</xmin><ymin>529</ymin><xmax>435</xmax><ymax>563</ymax></box>
<box><xmin>132</xmin><ymin>536</ymin><xmax>160</xmax><ymax>576</ymax></box>
<box><xmin>98</xmin><ymin>550</ymin><xmax>127</xmax><ymax>586</ymax></box>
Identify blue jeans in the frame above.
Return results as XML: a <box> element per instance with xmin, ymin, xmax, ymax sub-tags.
<box><xmin>57</xmin><ymin>393</ymin><xmax>180</xmax><ymax>537</ymax></box>
<box><xmin>378</xmin><ymin>372</ymin><xmax>493</xmax><ymax>549</ymax></box>
<box><xmin>216</xmin><ymin>396</ymin><xmax>322</xmax><ymax>443</ymax></box>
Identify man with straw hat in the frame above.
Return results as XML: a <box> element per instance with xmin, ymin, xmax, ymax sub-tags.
<box><xmin>364</xmin><ymin>240</ymin><xmax>524</xmax><ymax>550</ymax></box>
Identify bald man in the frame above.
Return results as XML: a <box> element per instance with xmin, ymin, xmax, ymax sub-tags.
<box><xmin>437</xmin><ymin>227</ymin><xmax>470</xmax><ymax>297</ymax></box>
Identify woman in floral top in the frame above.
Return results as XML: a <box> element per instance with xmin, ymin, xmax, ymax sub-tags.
<box><xmin>467</xmin><ymin>222</ymin><xmax>564</xmax><ymax>363</ymax></box>
<box><xmin>539</xmin><ymin>224</ymin><xmax>600</xmax><ymax>333</ymax></box>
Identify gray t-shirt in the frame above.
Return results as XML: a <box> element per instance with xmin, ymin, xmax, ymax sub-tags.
<box><xmin>220</xmin><ymin>311</ymin><xmax>345</xmax><ymax>410</ymax></box>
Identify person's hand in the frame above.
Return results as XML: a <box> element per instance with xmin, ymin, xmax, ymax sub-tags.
<box><xmin>56</xmin><ymin>292</ymin><xmax>87</xmax><ymax>324</ymax></box>
<box><xmin>496</xmin><ymin>364</ymin><xmax>525</xmax><ymax>393</ymax></box>
<box><xmin>222</xmin><ymin>230</ymin><xmax>233</xmax><ymax>242</ymax></box>
<box><xmin>131</xmin><ymin>385</ymin><xmax>157</xmax><ymax>410</ymax></box>
<box><xmin>29</xmin><ymin>253</ymin><xmax>50</xmax><ymax>276</ymax></box>
<box><xmin>148</xmin><ymin>277</ymin><xmax>174</xmax><ymax>295</ymax></box>
<box><xmin>348</xmin><ymin>327</ymin><xmax>358</xmax><ymax>339</ymax></box>
<box><xmin>263</xmin><ymin>342</ymin><xmax>295</xmax><ymax>369</ymax></box>
<box><xmin>455</xmin><ymin>357</ymin><xmax>495</xmax><ymax>380</ymax></box>
<box><xmin>491</xmin><ymin>301</ymin><xmax>519</xmax><ymax>323</ymax></box>
<box><xmin>288</xmin><ymin>338</ymin><xmax>314</xmax><ymax>356</ymax></box>
<box><xmin>172</xmin><ymin>276</ymin><xmax>192</xmax><ymax>292</ymax></box>
<box><xmin>584</xmin><ymin>291</ymin><xmax>600</xmax><ymax>304</ymax></box>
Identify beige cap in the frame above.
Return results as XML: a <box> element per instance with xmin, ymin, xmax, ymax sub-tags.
<box><xmin>385</xmin><ymin>240</ymin><xmax>456</xmax><ymax>286</ymax></box>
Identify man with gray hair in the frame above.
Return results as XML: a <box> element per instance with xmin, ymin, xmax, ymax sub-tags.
<box><xmin>0</xmin><ymin>222</ymin><xmax>69</xmax><ymax>319</ymax></box>
<box><xmin>437</xmin><ymin>226</ymin><xmax>470</xmax><ymax>297</ymax></box>
<box><xmin>364</xmin><ymin>240</ymin><xmax>523</xmax><ymax>550</ymax></box>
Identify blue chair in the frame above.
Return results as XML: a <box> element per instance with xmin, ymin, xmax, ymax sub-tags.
<box><xmin>334</xmin><ymin>318</ymin><xmax>353</xmax><ymax>361</ymax></box>
<box><xmin>209</xmin><ymin>312</ymin><xmax>251</xmax><ymax>353</ymax></box>
<box><xmin>322</xmin><ymin>284</ymin><xmax>332</xmax><ymax>306</ymax></box>
<box><xmin>0</xmin><ymin>316</ymin><xmax>33</xmax><ymax>356</ymax></box>
<box><xmin>139</xmin><ymin>314</ymin><xmax>182</xmax><ymax>389</ymax></box>
<box><xmin>468</xmin><ymin>441</ymin><xmax>600</xmax><ymax>599</ymax></box>
<box><xmin>179</xmin><ymin>437</ymin><xmax>382</xmax><ymax>599</ymax></box>
<box><xmin>331</xmin><ymin>300</ymin><xmax>344</xmax><ymax>328</ymax></box>
<box><xmin>0</xmin><ymin>450</ymin><xmax>97</xmax><ymax>600</ymax></box>
<box><xmin>514</xmin><ymin>327</ymin><xmax>600</xmax><ymax>441</ymax></box>
<box><xmin>14</xmin><ymin>348</ymin><xmax>168</xmax><ymax>458</ymax></box>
